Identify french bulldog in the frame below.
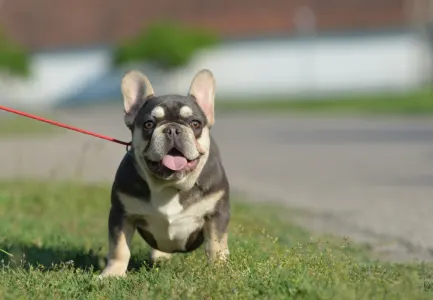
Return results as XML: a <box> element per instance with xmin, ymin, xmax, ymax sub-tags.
<box><xmin>100</xmin><ymin>69</ymin><xmax>230</xmax><ymax>277</ymax></box>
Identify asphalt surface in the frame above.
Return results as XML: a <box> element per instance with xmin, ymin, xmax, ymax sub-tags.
<box><xmin>1</xmin><ymin>106</ymin><xmax>433</xmax><ymax>262</ymax></box>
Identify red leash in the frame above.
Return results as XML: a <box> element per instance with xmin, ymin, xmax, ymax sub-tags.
<box><xmin>0</xmin><ymin>105</ymin><xmax>131</xmax><ymax>147</ymax></box>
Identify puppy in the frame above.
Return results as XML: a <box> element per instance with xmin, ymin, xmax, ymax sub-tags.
<box><xmin>100</xmin><ymin>69</ymin><xmax>230</xmax><ymax>277</ymax></box>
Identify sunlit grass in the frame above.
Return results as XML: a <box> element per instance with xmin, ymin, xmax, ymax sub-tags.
<box><xmin>217</xmin><ymin>88</ymin><xmax>433</xmax><ymax>116</ymax></box>
<box><xmin>0</xmin><ymin>180</ymin><xmax>432</xmax><ymax>299</ymax></box>
<box><xmin>0</xmin><ymin>115</ymin><xmax>55</xmax><ymax>137</ymax></box>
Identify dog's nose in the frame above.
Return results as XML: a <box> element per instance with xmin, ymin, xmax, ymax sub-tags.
<box><xmin>163</xmin><ymin>125</ymin><xmax>182</xmax><ymax>136</ymax></box>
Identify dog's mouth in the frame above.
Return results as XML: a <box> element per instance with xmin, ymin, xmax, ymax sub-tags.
<box><xmin>157</xmin><ymin>148</ymin><xmax>199</xmax><ymax>172</ymax></box>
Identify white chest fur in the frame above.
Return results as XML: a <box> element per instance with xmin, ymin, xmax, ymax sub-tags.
<box><xmin>118</xmin><ymin>189</ymin><xmax>223</xmax><ymax>252</ymax></box>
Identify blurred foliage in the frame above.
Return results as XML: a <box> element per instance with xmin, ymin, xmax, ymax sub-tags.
<box><xmin>113</xmin><ymin>21</ymin><xmax>219</xmax><ymax>70</ymax></box>
<box><xmin>0</xmin><ymin>29</ymin><xmax>30</xmax><ymax>77</ymax></box>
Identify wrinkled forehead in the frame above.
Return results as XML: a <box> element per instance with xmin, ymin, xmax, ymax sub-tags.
<box><xmin>136</xmin><ymin>94</ymin><xmax>205</xmax><ymax>123</ymax></box>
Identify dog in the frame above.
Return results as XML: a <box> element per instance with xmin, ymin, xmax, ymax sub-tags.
<box><xmin>100</xmin><ymin>69</ymin><xmax>230</xmax><ymax>277</ymax></box>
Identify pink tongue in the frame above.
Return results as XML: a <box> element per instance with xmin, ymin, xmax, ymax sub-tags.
<box><xmin>162</xmin><ymin>155</ymin><xmax>188</xmax><ymax>171</ymax></box>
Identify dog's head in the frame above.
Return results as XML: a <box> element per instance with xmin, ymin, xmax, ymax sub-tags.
<box><xmin>121</xmin><ymin>69</ymin><xmax>216</xmax><ymax>189</ymax></box>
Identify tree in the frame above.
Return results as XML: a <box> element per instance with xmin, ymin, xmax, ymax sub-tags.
<box><xmin>113</xmin><ymin>21</ymin><xmax>219</xmax><ymax>71</ymax></box>
<box><xmin>0</xmin><ymin>29</ymin><xmax>30</xmax><ymax>77</ymax></box>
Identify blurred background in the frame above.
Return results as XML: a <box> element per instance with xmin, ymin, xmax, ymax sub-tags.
<box><xmin>0</xmin><ymin>0</ymin><xmax>432</xmax><ymax>108</ymax></box>
<box><xmin>1</xmin><ymin>0</ymin><xmax>433</xmax><ymax>260</ymax></box>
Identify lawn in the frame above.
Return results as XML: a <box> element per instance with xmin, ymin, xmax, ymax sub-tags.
<box><xmin>0</xmin><ymin>115</ymin><xmax>55</xmax><ymax>137</ymax></box>
<box><xmin>217</xmin><ymin>88</ymin><xmax>433</xmax><ymax>116</ymax></box>
<box><xmin>0</xmin><ymin>181</ymin><xmax>433</xmax><ymax>299</ymax></box>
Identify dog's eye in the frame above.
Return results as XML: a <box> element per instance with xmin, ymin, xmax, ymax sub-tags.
<box><xmin>144</xmin><ymin>121</ymin><xmax>155</xmax><ymax>130</ymax></box>
<box><xmin>190</xmin><ymin>120</ymin><xmax>201</xmax><ymax>130</ymax></box>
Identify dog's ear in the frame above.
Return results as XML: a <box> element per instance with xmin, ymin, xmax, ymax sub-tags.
<box><xmin>188</xmin><ymin>69</ymin><xmax>216</xmax><ymax>127</ymax></box>
<box><xmin>121</xmin><ymin>70</ymin><xmax>154</xmax><ymax>128</ymax></box>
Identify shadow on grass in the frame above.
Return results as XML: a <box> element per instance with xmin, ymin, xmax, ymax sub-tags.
<box><xmin>0</xmin><ymin>243</ymin><xmax>154</xmax><ymax>273</ymax></box>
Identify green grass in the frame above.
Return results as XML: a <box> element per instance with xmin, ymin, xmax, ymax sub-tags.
<box><xmin>0</xmin><ymin>116</ymin><xmax>55</xmax><ymax>137</ymax></box>
<box><xmin>217</xmin><ymin>89</ymin><xmax>433</xmax><ymax>116</ymax></box>
<box><xmin>0</xmin><ymin>181</ymin><xmax>433</xmax><ymax>299</ymax></box>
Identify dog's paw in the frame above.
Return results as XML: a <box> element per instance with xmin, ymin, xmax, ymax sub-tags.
<box><xmin>217</xmin><ymin>253</ymin><xmax>229</xmax><ymax>263</ymax></box>
<box><xmin>98</xmin><ymin>271</ymin><xmax>126</xmax><ymax>279</ymax></box>
<box><xmin>206</xmin><ymin>250</ymin><xmax>229</xmax><ymax>264</ymax></box>
<box><xmin>99</xmin><ymin>264</ymin><xmax>127</xmax><ymax>279</ymax></box>
<box><xmin>150</xmin><ymin>249</ymin><xmax>172</xmax><ymax>263</ymax></box>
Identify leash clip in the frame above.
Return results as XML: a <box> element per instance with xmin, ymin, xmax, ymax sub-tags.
<box><xmin>126</xmin><ymin>142</ymin><xmax>132</xmax><ymax>153</ymax></box>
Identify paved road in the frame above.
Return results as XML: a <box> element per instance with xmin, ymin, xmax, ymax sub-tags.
<box><xmin>1</xmin><ymin>106</ymin><xmax>433</xmax><ymax>261</ymax></box>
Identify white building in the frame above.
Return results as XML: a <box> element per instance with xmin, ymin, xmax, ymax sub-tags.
<box><xmin>0</xmin><ymin>0</ymin><xmax>431</xmax><ymax>108</ymax></box>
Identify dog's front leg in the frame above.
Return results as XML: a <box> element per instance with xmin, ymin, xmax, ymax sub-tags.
<box><xmin>203</xmin><ymin>213</ymin><xmax>230</xmax><ymax>262</ymax></box>
<box><xmin>100</xmin><ymin>209</ymin><xmax>135</xmax><ymax>278</ymax></box>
